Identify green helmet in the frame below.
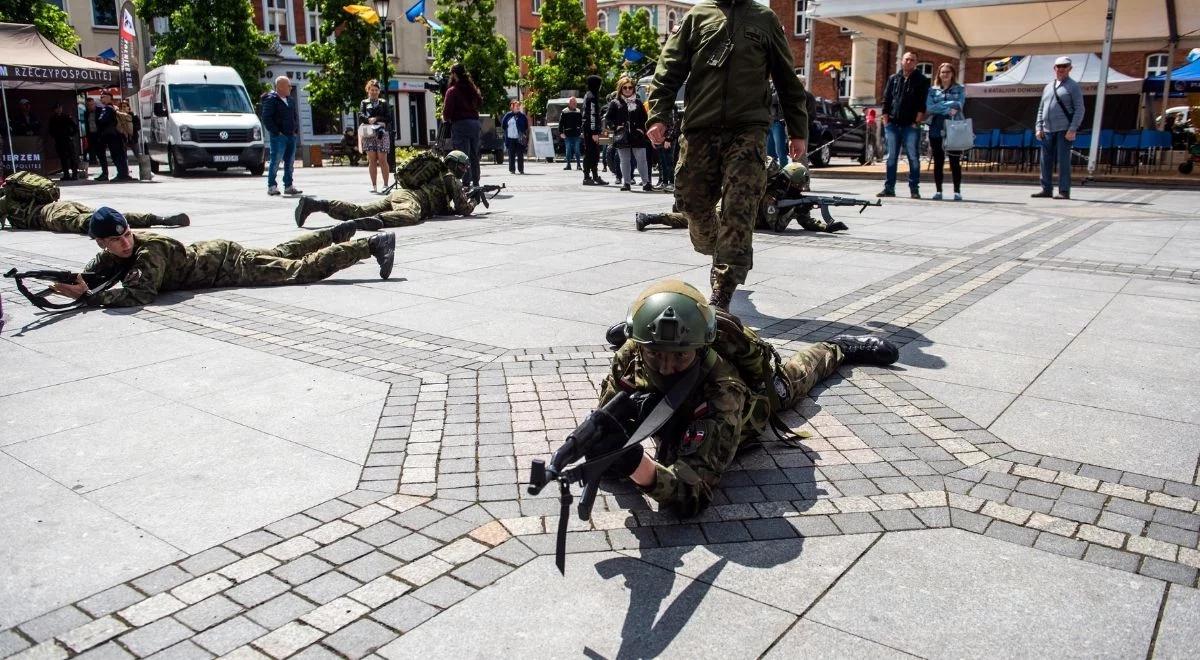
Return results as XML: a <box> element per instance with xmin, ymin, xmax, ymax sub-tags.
<box><xmin>445</xmin><ymin>150</ymin><xmax>469</xmax><ymax>171</ymax></box>
<box><xmin>624</xmin><ymin>280</ymin><xmax>717</xmax><ymax>352</ymax></box>
<box><xmin>783</xmin><ymin>162</ymin><xmax>809</xmax><ymax>186</ymax></box>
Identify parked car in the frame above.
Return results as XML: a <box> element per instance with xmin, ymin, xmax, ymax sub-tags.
<box><xmin>807</xmin><ymin>97</ymin><xmax>873</xmax><ymax>167</ymax></box>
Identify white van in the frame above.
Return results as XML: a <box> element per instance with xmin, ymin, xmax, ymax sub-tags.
<box><xmin>138</xmin><ymin>60</ymin><xmax>265</xmax><ymax>176</ymax></box>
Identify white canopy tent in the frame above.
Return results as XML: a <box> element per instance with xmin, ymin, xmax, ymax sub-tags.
<box><xmin>966</xmin><ymin>53</ymin><xmax>1141</xmax><ymax>97</ymax></box>
<box><xmin>807</xmin><ymin>0</ymin><xmax>1200</xmax><ymax>174</ymax></box>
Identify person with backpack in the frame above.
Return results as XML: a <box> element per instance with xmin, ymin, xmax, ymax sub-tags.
<box><xmin>293</xmin><ymin>150</ymin><xmax>475</xmax><ymax>228</ymax></box>
<box><xmin>585</xmin><ymin>280</ymin><xmax>898</xmax><ymax>517</ymax></box>
<box><xmin>46</xmin><ymin>207</ymin><xmax>397</xmax><ymax>307</ymax></box>
<box><xmin>0</xmin><ymin>171</ymin><xmax>188</xmax><ymax>233</ymax></box>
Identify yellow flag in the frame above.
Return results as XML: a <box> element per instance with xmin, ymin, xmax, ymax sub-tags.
<box><xmin>343</xmin><ymin>4</ymin><xmax>380</xmax><ymax>25</ymax></box>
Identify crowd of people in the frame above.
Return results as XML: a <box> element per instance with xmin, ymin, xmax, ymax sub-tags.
<box><xmin>1</xmin><ymin>91</ymin><xmax>138</xmax><ymax>182</ymax></box>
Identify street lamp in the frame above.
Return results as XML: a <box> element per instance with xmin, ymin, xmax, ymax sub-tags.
<box><xmin>373</xmin><ymin>0</ymin><xmax>396</xmax><ymax>169</ymax></box>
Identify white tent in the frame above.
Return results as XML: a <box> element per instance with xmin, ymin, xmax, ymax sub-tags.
<box><xmin>807</xmin><ymin>0</ymin><xmax>1200</xmax><ymax>174</ymax></box>
<box><xmin>967</xmin><ymin>53</ymin><xmax>1142</xmax><ymax>97</ymax></box>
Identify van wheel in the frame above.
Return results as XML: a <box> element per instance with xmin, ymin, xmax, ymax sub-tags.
<box><xmin>150</xmin><ymin>159</ymin><xmax>160</xmax><ymax>174</ymax></box>
<box><xmin>168</xmin><ymin>148</ymin><xmax>187</xmax><ymax>176</ymax></box>
<box><xmin>810</xmin><ymin>140</ymin><xmax>832</xmax><ymax>168</ymax></box>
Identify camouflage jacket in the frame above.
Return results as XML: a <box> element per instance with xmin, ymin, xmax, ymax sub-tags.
<box><xmin>411</xmin><ymin>172</ymin><xmax>473</xmax><ymax>217</ymax></box>
<box><xmin>82</xmin><ymin>232</ymin><xmax>234</xmax><ymax>307</ymax></box>
<box><xmin>647</xmin><ymin>0</ymin><xmax>808</xmax><ymax>138</ymax></box>
<box><xmin>598</xmin><ymin>342</ymin><xmax>751</xmax><ymax>517</ymax></box>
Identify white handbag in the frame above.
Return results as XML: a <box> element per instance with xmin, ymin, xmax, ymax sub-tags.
<box><xmin>944</xmin><ymin>117</ymin><xmax>975</xmax><ymax>152</ymax></box>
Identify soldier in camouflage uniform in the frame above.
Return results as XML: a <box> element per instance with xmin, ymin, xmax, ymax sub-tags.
<box><xmin>48</xmin><ymin>208</ymin><xmax>397</xmax><ymax>308</ymax></box>
<box><xmin>646</xmin><ymin>0</ymin><xmax>810</xmax><ymax>311</ymax></box>
<box><xmin>592</xmin><ymin>280</ymin><xmax>898</xmax><ymax>516</ymax></box>
<box><xmin>635</xmin><ymin>162</ymin><xmax>848</xmax><ymax>234</ymax></box>
<box><xmin>1</xmin><ymin>198</ymin><xmax>189</xmax><ymax>234</ymax></box>
<box><xmin>292</xmin><ymin>151</ymin><xmax>475</xmax><ymax>229</ymax></box>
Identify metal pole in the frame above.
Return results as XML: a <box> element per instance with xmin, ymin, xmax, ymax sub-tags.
<box><xmin>802</xmin><ymin>10</ymin><xmax>815</xmax><ymax>88</ymax></box>
<box><xmin>1087</xmin><ymin>0</ymin><xmax>1118</xmax><ymax>176</ymax></box>
<box><xmin>1</xmin><ymin>82</ymin><xmax>15</xmax><ymax>176</ymax></box>
<box><xmin>1158</xmin><ymin>41</ymin><xmax>1176</xmax><ymax>128</ymax></box>
<box><xmin>896</xmin><ymin>13</ymin><xmax>908</xmax><ymax>72</ymax></box>
<box><xmin>382</xmin><ymin>20</ymin><xmax>395</xmax><ymax>170</ymax></box>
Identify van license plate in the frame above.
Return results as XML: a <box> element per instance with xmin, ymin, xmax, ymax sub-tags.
<box><xmin>213</xmin><ymin>155</ymin><xmax>238</xmax><ymax>162</ymax></box>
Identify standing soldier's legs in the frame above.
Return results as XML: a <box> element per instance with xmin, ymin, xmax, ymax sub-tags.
<box><xmin>778</xmin><ymin>342</ymin><xmax>844</xmax><ymax>409</ymax></box>
<box><xmin>710</xmin><ymin>131</ymin><xmax>768</xmax><ymax>303</ymax></box>
<box><xmin>674</xmin><ymin>132</ymin><xmax>723</xmax><ymax>257</ymax></box>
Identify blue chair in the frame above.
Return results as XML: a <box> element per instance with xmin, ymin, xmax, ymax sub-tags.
<box><xmin>1140</xmin><ymin>129</ymin><xmax>1172</xmax><ymax>170</ymax></box>
<box><xmin>971</xmin><ymin>129</ymin><xmax>999</xmax><ymax>170</ymax></box>
<box><xmin>1070</xmin><ymin>131</ymin><xmax>1092</xmax><ymax>168</ymax></box>
<box><xmin>1110</xmin><ymin>130</ymin><xmax>1142</xmax><ymax>173</ymax></box>
<box><xmin>998</xmin><ymin>130</ymin><xmax>1027</xmax><ymax>170</ymax></box>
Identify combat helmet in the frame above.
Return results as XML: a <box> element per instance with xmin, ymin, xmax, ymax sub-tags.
<box><xmin>782</xmin><ymin>162</ymin><xmax>810</xmax><ymax>187</ymax></box>
<box><xmin>444</xmin><ymin>150</ymin><xmax>469</xmax><ymax>175</ymax></box>
<box><xmin>624</xmin><ymin>280</ymin><xmax>717</xmax><ymax>352</ymax></box>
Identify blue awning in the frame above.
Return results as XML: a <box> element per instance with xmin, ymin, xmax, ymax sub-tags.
<box><xmin>1143</xmin><ymin>58</ymin><xmax>1200</xmax><ymax>97</ymax></box>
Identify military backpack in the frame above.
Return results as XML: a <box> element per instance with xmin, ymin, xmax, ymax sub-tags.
<box><xmin>394</xmin><ymin>151</ymin><xmax>447</xmax><ymax>190</ymax></box>
<box><xmin>1</xmin><ymin>172</ymin><xmax>60</xmax><ymax>228</ymax></box>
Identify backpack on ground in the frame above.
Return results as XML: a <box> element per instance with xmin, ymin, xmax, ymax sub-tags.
<box><xmin>1</xmin><ymin>172</ymin><xmax>60</xmax><ymax>228</ymax></box>
<box><xmin>394</xmin><ymin>151</ymin><xmax>447</xmax><ymax>189</ymax></box>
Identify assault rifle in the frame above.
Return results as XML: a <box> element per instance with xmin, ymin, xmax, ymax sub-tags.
<box><xmin>766</xmin><ymin>194</ymin><xmax>881</xmax><ymax>229</ymax></box>
<box><xmin>464</xmin><ymin>183</ymin><xmax>505</xmax><ymax>209</ymax></box>
<box><xmin>2</xmin><ymin>267</ymin><xmax>123</xmax><ymax>312</ymax></box>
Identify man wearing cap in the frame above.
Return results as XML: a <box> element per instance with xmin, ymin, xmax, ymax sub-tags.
<box><xmin>292</xmin><ymin>150</ymin><xmax>475</xmax><ymax>229</ymax></box>
<box><xmin>0</xmin><ymin>196</ymin><xmax>189</xmax><ymax>234</ymax></box>
<box><xmin>1033</xmin><ymin>56</ymin><xmax>1084</xmax><ymax>200</ymax></box>
<box><xmin>47</xmin><ymin>208</ymin><xmax>397</xmax><ymax>307</ymax></box>
<box><xmin>12</xmin><ymin>99</ymin><xmax>41</xmax><ymax>137</ymax></box>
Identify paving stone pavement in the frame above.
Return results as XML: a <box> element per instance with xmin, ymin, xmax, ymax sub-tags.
<box><xmin>1</xmin><ymin>164</ymin><xmax>1198</xmax><ymax>658</ymax></box>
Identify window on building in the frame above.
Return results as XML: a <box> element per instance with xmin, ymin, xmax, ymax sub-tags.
<box><xmin>535</xmin><ymin>49</ymin><xmax>545</xmax><ymax>66</ymax></box>
<box><xmin>383</xmin><ymin>24</ymin><xmax>395</xmax><ymax>56</ymax></box>
<box><xmin>46</xmin><ymin>0</ymin><xmax>65</xmax><ymax>9</ymax></box>
<box><xmin>917</xmin><ymin>62</ymin><xmax>934</xmax><ymax>77</ymax></box>
<box><xmin>1146</xmin><ymin>53</ymin><xmax>1169</xmax><ymax>78</ymax></box>
<box><xmin>311</xmin><ymin>106</ymin><xmax>341</xmax><ymax>136</ymax></box>
<box><xmin>598</xmin><ymin>11</ymin><xmax>607</xmax><ymax>33</ymax></box>
<box><xmin>425</xmin><ymin>26</ymin><xmax>435</xmax><ymax>61</ymax></box>
<box><xmin>533</xmin><ymin>0</ymin><xmax>542</xmax><ymax>15</ymax></box>
<box><xmin>306</xmin><ymin>10</ymin><xmax>321</xmax><ymax>43</ymax></box>
<box><xmin>838</xmin><ymin>64</ymin><xmax>852</xmax><ymax>98</ymax></box>
<box><xmin>794</xmin><ymin>0</ymin><xmax>809</xmax><ymax>37</ymax></box>
<box><xmin>92</xmin><ymin>0</ymin><xmax>117</xmax><ymax>27</ymax></box>
<box><xmin>264</xmin><ymin>0</ymin><xmax>290</xmax><ymax>43</ymax></box>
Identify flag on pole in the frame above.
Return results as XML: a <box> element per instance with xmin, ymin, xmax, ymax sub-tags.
<box><xmin>343</xmin><ymin>4</ymin><xmax>380</xmax><ymax>25</ymax></box>
<box><xmin>119</xmin><ymin>7</ymin><xmax>136</xmax><ymax>41</ymax></box>
<box><xmin>405</xmin><ymin>0</ymin><xmax>443</xmax><ymax>30</ymax></box>
<box><xmin>98</xmin><ymin>48</ymin><xmax>117</xmax><ymax>60</ymax></box>
<box><xmin>622</xmin><ymin>47</ymin><xmax>643</xmax><ymax>63</ymax></box>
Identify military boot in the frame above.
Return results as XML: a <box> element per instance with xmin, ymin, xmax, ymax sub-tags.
<box><xmin>605</xmin><ymin>321</ymin><xmax>628</xmax><ymax>349</ymax></box>
<box><xmin>635</xmin><ymin>212</ymin><xmax>669</xmax><ymax>232</ymax></box>
<box><xmin>155</xmin><ymin>213</ymin><xmax>190</xmax><ymax>227</ymax></box>
<box><xmin>708</xmin><ymin>285</ymin><xmax>734</xmax><ymax>313</ymax></box>
<box><xmin>294</xmin><ymin>196</ymin><xmax>329</xmax><ymax>228</ymax></box>
<box><xmin>328</xmin><ymin>220</ymin><xmax>357</xmax><ymax>243</ymax></box>
<box><xmin>352</xmin><ymin>216</ymin><xmax>384</xmax><ymax>231</ymax></box>
<box><xmin>829</xmin><ymin>335</ymin><xmax>899</xmax><ymax>366</ymax></box>
<box><xmin>827</xmin><ymin>221</ymin><xmax>849</xmax><ymax>232</ymax></box>
<box><xmin>367</xmin><ymin>232</ymin><xmax>396</xmax><ymax>280</ymax></box>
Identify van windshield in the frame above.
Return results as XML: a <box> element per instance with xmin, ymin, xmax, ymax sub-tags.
<box><xmin>168</xmin><ymin>84</ymin><xmax>254</xmax><ymax>114</ymax></box>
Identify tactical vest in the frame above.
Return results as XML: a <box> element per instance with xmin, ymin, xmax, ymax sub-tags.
<box><xmin>1</xmin><ymin>172</ymin><xmax>60</xmax><ymax>228</ymax></box>
<box><xmin>394</xmin><ymin>152</ymin><xmax>447</xmax><ymax>190</ymax></box>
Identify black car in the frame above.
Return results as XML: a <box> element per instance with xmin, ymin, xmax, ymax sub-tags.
<box><xmin>808</xmin><ymin>97</ymin><xmax>874</xmax><ymax>167</ymax></box>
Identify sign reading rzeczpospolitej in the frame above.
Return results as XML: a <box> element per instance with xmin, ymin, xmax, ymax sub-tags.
<box><xmin>0</xmin><ymin>64</ymin><xmax>116</xmax><ymax>86</ymax></box>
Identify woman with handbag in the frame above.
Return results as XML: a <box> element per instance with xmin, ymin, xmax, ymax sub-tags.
<box><xmin>360</xmin><ymin>79</ymin><xmax>391</xmax><ymax>193</ymax></box>
<box><xmin>605</xmin><ymin>76</ymin><xmax>651</xmax><ymax>191</ymax></box>
<box><xmin>500</xmin><ymin>100</ymin><xmax>528</xmax><ymax>174</ymax></box>
<box><xmin>926</xmin><ymin>63</ymin><xmax>967</xmax><ymax>201</ymax></box>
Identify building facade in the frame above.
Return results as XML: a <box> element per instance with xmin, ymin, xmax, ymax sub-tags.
<box><xmin>56</xmin><ymin>0</ymin><xmax>123</xmax><ymax>63</ymax></box>
<box><xmin>595</xmin><ymin>0</ymin><xmax>693</xmax><ymax>40</ymax></box>
<box><xmin>515</xmin><ymin>0</ymin><xmax>600</xmax><ymax>76</ymax></box>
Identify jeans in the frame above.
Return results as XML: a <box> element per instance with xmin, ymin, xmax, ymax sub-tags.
<box><xmin>929</xmin><ymin>136</ymin><xmax>961</xmax><ymax>193</ymax></box>
<box><xmin>450</xmin><ymin>118</ymin><xmax>481</xmax><ymax>186</ymax></box>
<box><xmin>766</xmin><ymin>119</ymin><xmax>789</xmax><ymax>167</ymax></box>
<box><xmin>657</xmin><ymin>144</ymin><xmax>675</xmax><ymax>185</ymax></box>
<box><xmin>884</xmin><ymin>123</ymin><xmax>921</xmax><ymax>193</ymax></box>
<box><xmin>618</xmin><ymin>147</ymin><xmax>649</xmax><ymax>185</ymax></box>
<box><xmin>268</xmin><ymin>133</ymin><xmax>296</xmax><ymax>188</ymax></box>
<box><xmin>100</xmin><ymin>132</ymin><xmax>128</xmax><ymax>178</ymax></box>
<box><xmin>1039</xmin><ymin>130</ymin><xmax>1073</xmax><ymax>194</ymax></box>
<box><xmin>505</xmin><ymin>137</ymin><xmax>525</xmax><ymax>173</ymax></box>
<box><xmin>563</xmin><ymin>135</ymin><xmax>582</xmax><ymax>167</ymax></box>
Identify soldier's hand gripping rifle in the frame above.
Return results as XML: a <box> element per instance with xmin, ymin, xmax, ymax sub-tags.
<box><xmin>2</xmin><ymin>268</ymin><xmax>123</xmax><ymax>312</ymax></box>
<box><xmin>464</xmin><ymin>183</ymin><xmax>506</xmax><ymax>209</ymax></box>
<box><xmin>771</xmin><ymin>194</ymin><xmax>881</xmax><ymax>228</ymax></box>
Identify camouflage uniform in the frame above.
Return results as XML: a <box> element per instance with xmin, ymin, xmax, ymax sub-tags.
<box><xmin>83</xmin><ymin>231</ymin><xmax>372</xmax><ymax>307</ymax></box>
<box><xmin>2</xmin><ymin>200</ymin><xmax>166</xmax><ymax>234</ymax></box>
<box><xmin>324</xmin><ymin>172</ymin><xmax>472</xmax><ymax>228</ymax></box>
<box><xmin>598</xmin><ymin>340</ymin><xmax>843</xmax><ymax>516</ymax></box>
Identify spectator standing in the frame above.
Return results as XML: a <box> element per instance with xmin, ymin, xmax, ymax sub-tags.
<box><xmin>581</xmin><ymin>75</ymin><xmax>608</xmax><ymax>185</ymax></box>
<box><xmin>84</xmin><ymin>98</ymin><xmax>102</xmax><ymax>169</ymax></box>
<box><xmin>559</xmin><ymin>96</ymin><xmax>583</xmax><ymax>170</ymax></box>
<box><xmin>766</xmin><ymin>83</ymin><xmax>788</xmax><ymax>167</ymax></box>
<box><xmin>47</xmin><ymin>102</ymin><xmax>79</xmax><ymax>180</ymax></box>
<box><xmin>656</xmin><ymin>100</ymin><xmax>680</xmax><ymax>191</ymax></box>
<box><xmin>879</xmin><ymin>52</ymin><xmax>929</xmax><ymax>198</ymax></box>
<box><xmin>865</xmin><ymin>107</ymin><xmax>880</xmax><ymax>160</ymax></box>
<box><xmin>115</xmin><ymin>99</ymin><xmax>136</xmax><ymax>155</ymax></box>
<box><xmin>1033</xmin><ymin>56</ymin><xmax>1084</xmax><ymax>199</ymax></box>
<box><xmin>926</xmin><ymin>63</ymin><xmax>966</xmax><ymax>201</ymax></box>
<box><xmin>443</xmin><ymin>63</ymin><xmax>483</xmax><ymax>186</ymax></box>
<box><xmin>12</xmin><ymin>99</ymin><xmax>41</xmax><ymax>136</ymax></box>
<box><xmin>501</xmin><ymin>100</ymin><xmax>529</xmax><ymax>174</ymax></box>
<box><xmin>606</xmin><ymin>76</ymin><xmax>651</xmax><ymax>192</ymax></box>
<box><xmin>359</xmin><ymin>79</ymin><xmax>391</xmax><ymax>193</ymax></box>
<box><xmin>261</xmin><ymin>76</ymin><xmax>302</xmax><ymax>196</ymax></box>
<box><xmin>95</xmin><ymin>92</ymin><xmax>131</xmax><ymax>181</ymax></box>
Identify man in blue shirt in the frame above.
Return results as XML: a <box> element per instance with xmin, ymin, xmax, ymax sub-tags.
<box><xmin>261</xmin><ymin>76</ymin><xmax>302</xmax><ymax>196</ymax></box>
<box><xmin>1033</xmin><ymin>56</ymin><xmax>1085</xmax><ymax>199</ymax></box>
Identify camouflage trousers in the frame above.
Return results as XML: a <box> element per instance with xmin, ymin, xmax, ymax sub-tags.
<box><xmin>326</xmin><ymin>190</ymin><xmax>424</xmax><ymax>228</ymax></box>
<box><xmin>651</xmin><ymin>206</ymin><xmax>826</xmax><ymax>233</ymax></box>
<box><xmin>205</xmin><ymin>231</ymin><xmax>371</xmax><ymax>287</ymax></box>
<box><xmin>13</xmin><ymin>201</ymin><xmax>160</xmax><ymax>234</ymax></box>
<box><xmin>674</xmin><ymin>129</ymin><xmax>768</xmax><ymax>291</ymax></box>
<box><xmin>776</xmin><ymin>341</ymin><xmax>843</xmax><ymax>410</ymax></box>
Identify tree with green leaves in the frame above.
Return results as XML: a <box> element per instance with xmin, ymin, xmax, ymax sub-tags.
<box><xmin>0</xmin><ymin>0</ymin><xmax>80</xmax><ymax>51</ymax></box>
<box><xmin>431</xmin><ymin>0</ymin><xmax>517</xmax><ymax>118</ymax></box>
<box><xmin>295</xmin><ymin>0</ymin><xmax>384</xmax><ymax>121</ymax></box>
<box><xmin>614</xmin><ymin>8</ymin><xmax>661</xmax><ymax>73</ymax></box>
<box><xmin>136</xmin><ymin>0</ymin><xmax>274</xmax><ymax>94</ymax></box>
<box><xmin>520</xmin><ymin>0</ymin><xmax>617</xmax><ymax>117</ymax></box>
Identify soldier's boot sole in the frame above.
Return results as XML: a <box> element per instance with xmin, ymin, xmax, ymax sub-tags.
<box><xmin>827</xmin><ymin>221</ymin><xmax>848</xmax><ymax>232</ymax></box>
<box><xmin>329</xmin><ymin>220</ymin><xmax>357</xmax><ymax>243</ymax></box>
<box><xmin>295</xmin><ymin>196</ymin><xmax>326</xmax><ymax>228</ymax></box>
<box><xmin>368</xmin><ymin>232</ymin><xmax>396</xmax><ymax>280</ymax></box>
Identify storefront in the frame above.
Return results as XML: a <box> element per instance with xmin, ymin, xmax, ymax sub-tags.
<box><xmin>388</xmin><ymin>77</ymin><xmax>437</xmax><ymax>147</ymax></box>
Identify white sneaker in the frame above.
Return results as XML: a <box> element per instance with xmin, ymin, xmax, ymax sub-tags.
<box><xmin>267</xmin><ymin>186</ymin><xmax>280</xmax><ymax>196</ymax></box>
<box><xmin>283</xmin><ymin>186</ymin><xmax>303</xmax><ymax>195</ymax></box>
<box><xmin>954</xmin><ymin>193</ymin><xmax>963</xmax><ymax>201</ymax></box>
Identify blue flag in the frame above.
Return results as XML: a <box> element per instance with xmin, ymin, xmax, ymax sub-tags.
<box><xmin>623</xmin><ymin>47</ymin><xmax>643</xmax><ymax>62</ymax></box>
<box><xmin>98</xmin><ymin>47</ymin><xmax>117</xmax><ymax>60</ymax></box>
<box><xmin>404</xmin><ymin>0</ymin><xmax>424</xmax><ymax>23</ymax></box>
